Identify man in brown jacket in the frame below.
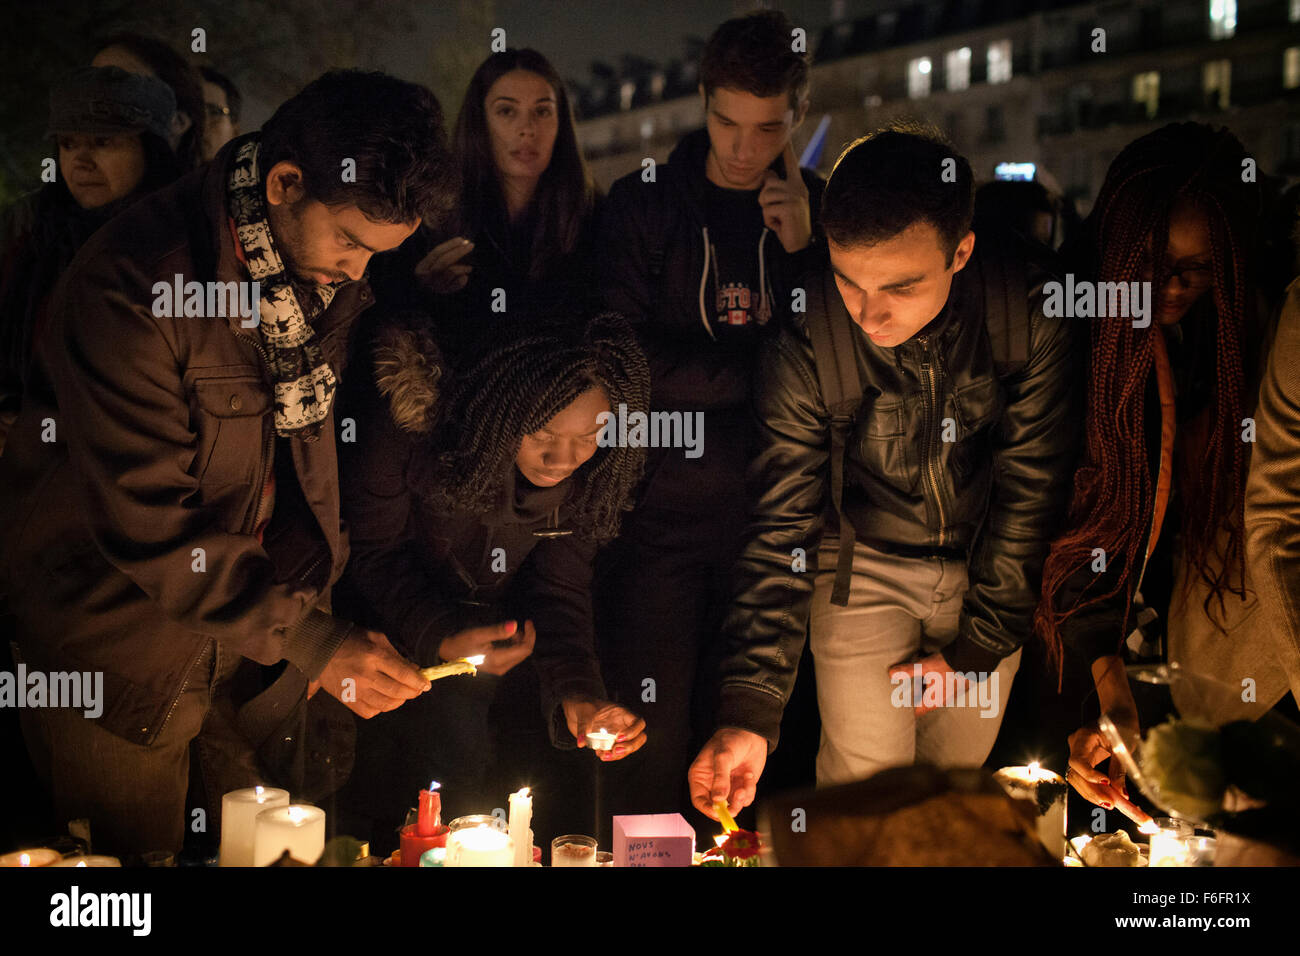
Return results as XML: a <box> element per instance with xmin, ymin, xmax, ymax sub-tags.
<box><xmin>0</xmin><ymin>70</ymin><xmax>458</xmax><ymax>858</ymax></box>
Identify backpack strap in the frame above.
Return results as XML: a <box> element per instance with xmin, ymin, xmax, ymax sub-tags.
<box><xmin>805</xmin><ymin>268</ymin><xmax>864</xmax><ymax>606</ymax></box>
<box><xmin>977</xmin><ymin>229</ymin><xmax>1031</xmax><ymax>377</ymax></box>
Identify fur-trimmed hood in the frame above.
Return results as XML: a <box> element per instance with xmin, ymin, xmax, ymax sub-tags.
<box><xmin>372</xmin><ymin>323</ymin><xmax>444</xmax><ymax>435</ymax></box>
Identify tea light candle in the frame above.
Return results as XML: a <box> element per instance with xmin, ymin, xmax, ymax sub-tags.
<box><xmin>253</xmin><ymin>804</ymin><xmax>326</xmax><ymax>866</ymax></box>
<box><xmin>586</xmin><ymin>727</ymin><xmax>616</xmax><ymax>751</ymax></box>
<box><xmin>509</xmin><ymin>787</ymin><xmax>532</xmax><ymax>868</ymax></box>
<box><xmin>0</xmin><ymin>848</ymin><xmax>61</xmax><ymax>867</ymax></box>
<box><xmin>49</xmin><ymin>855</ymin><xmax>121</xmax><ymax>867</ymax></box>
<box><xmin>1149</xmin><ymin>818</ymin><xmax>1193</xmax><ymax>867</ymax></box>
<box><xmin>220</xmin><ymin>785</ymin><xmax>290</xmax><ymax>867</ymax></box>
<box><xmin>994</xmin><ymin>762</ymin><xmax>1067</xmax><ymax>860</ymax></box>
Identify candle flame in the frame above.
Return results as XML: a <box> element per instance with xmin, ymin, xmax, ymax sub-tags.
<box><xmin>714</xmin><ymin>835</ymin><xmax>727</xmax><ymax>848</ymax></box>
<box><xmin>516</xmin><ymin>786</ymin><xmax>530</xmax><ymax>798</ymax></box>
<box><xmin>18</xmin><ymin>853</ymin><xmax>30</xmax><ymax>867</ymax></box>
<box><xmin>429</xmin><ymin>780</ymin><xmax>441</xmax><ymax>792</ymax></box>
<box><xmin>287</xmin><ymin>806</ymin><xmax>309</xmax><ymax>824</ymax></box>
<box><xmin>76</xmin><ymin>860</ymin><xmax>87</xmax><ymax>867</ymax></box>
<box><xmin>466</xmin><ymin>655</ymin><xmax>486</xmax><ymax>666</ymax></box>
<box><xmin>1138</xmin><ymin>820</ymin><xmax>1161</xmax><ymax>835</ymax></box>
<box><xmin>255</xmin><ymin>785</ymin><xmax>264</xmax><ymax>797</ymax></box>
<box><xmin>1027</xmin><ymin>760</ymin><xmax>1041</xmax><ymax>777</ymax></box>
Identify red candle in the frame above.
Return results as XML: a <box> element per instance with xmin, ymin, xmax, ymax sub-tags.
<box><xmin>417</xmin><ymin>783</ymin><xmax>442</xmax><ymax>837</ymax></box>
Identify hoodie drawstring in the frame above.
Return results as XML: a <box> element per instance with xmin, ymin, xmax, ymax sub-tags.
<box><xmin>698</xmin><ymin>225</ymin><xmax>715</xmax><ymax>341</ymax></box>
<box><xmin>757</xmin><ymin>228</ymin><xmax>772</xmax><ymax>325</ymax></box>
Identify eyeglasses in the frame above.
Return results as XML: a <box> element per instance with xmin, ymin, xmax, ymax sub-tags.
<box><xmin>205</xmin><ymin>102</ymin><xmax>233</xmax><ymax>120</ymax></box>
<box><xmin>1138</xmin><ymin>256</ymin><xmax>1214</xmax><ymax>291</ymax></box>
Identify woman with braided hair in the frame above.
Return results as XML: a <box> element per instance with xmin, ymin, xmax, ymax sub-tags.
<box><xmin>332</xmin><ymin>310</ymin><xmax>651</xmax><ymax>848</ymax></box>
<box><xmin>1035</xmin><ymin>122</ymin><xmax>1280</xmax><ymax>817</ymax></box>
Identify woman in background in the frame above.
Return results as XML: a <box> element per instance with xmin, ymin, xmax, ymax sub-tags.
<box><xmin>374</xmin><ymin>48</ymin><xmax>601</xmax><ymax>360</ymax></box>
<box><xmin>0</xmin><ymin>66</ymin><xmax>179</xmax><ymax>452</ymax></box>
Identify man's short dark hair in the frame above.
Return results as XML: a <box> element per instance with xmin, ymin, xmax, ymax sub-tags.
<box><xmin>258</xmin><ymin>69</ymin><xmax>457</xmax><ymax>228</ymax></box>
<box><xmin>699</xmin><ymin>9</ymin><xmax>810</xmax><ymax>110</ymax></box>
<box><xmin>821</xmin><ymin>124</ymin><xmax>974</xmax><ymax>267</ymax></box>
<box><xmin>199</xmin><ymin>65</ymin><xmax>242</xmax><ymax>125</ymax></box>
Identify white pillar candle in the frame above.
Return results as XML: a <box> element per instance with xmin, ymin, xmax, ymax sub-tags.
<box><xmin>220</xmin><ymin>786</ymin><xmax>290</xmax><ymax>867</ymax></box>
<box><xmin>0</xmin><ymin>848</ymin><xmax>62</xmax><ymax>867</ymax></box>
<box><xmin>445</xmin><ymin>825</ymin><xmax>514</xmax><ymax>867</ymax></box>
<box><xmin>49</xmin><ymin>855</ymin><xmax>121</xmax><ymax>867</ymax></box>
<box><xmin>253</xmin><ymin>804</ymin><xmax>326</xmax><ymax>866</ymax></box>
<box><xmin>509</xmin><ymin>787</ymin><xmax>533</xmax><ymax>867</ymax></box>
<box><xmin>994</xmin><ymin>763</ymin><xmax>1067</xmax><ymax>860</ymax></box>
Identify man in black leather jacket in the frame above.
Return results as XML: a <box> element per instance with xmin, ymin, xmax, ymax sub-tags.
<box><xmin>689</xmin><ymin>129</ymin><xmax>1082</xmax><ymax>818</ymax></box>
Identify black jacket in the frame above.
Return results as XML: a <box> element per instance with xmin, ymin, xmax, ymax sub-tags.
<box><xmin>714</xmin><ymin>239</ymin><xmax>1082</xmax><ymax>747</ymax></box>
<box><xmin>598</xmin><ymin>128</ymin><xmax>826</xmax><ymax>517</ymax></box>
<box><xmin>333</xmin><ymin>318</ymin><xmax>607</xmax><ymax>744</ymax></box>
<box><xmin>367</xmin><ymin>192</ymin><xmax>604</xmax><ymax>363</ymax></box>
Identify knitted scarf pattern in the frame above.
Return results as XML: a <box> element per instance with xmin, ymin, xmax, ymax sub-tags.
<box><xmin>227</xmin><ymin>135</ymin><xmax>337</xmax><ymax>440</ymax></box>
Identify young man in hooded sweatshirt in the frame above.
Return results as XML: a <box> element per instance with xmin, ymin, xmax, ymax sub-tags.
<box><xmin>594</xmin><ymin>10</ymin><xmax>825</xmax><ymax>833</ymax></box>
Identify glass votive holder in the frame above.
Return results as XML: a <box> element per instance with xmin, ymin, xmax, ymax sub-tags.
<box><xmin>444</xmin><ymin>814</ymin><xmax>513</xmax><ymax>867</ymax></box>
<box><xmin>551</xmin><ymin>834</ymin><xmax>598</xmax><ymax>867</ymax></box>
<box><xmin>1189</xmin><ymin>827</ymin><xmax>1216</xmax><ymax>867</ymax></box>
<box><xmin>595</xmin><ymin>851</ymin><xmax>614</xmax><ymax>867</ymax></box>
<box><xmin>1149</xmin><ymin>817</ymin><xmax>1194</xmax><ymax>867</ymax></box>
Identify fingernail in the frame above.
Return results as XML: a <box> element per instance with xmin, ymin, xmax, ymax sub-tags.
<box><xmin>614</xmin><ymin>746</ymin><xmax>626</xmax><ymax>755</ymax></box>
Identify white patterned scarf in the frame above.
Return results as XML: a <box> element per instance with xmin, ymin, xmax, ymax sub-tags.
<box><xmin>227</xmin><ymin>134</ymin><xmax>338</xmax><ymax>441</ymax></box>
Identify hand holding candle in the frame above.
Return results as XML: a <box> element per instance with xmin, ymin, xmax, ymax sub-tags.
<box><xmin>562</xmin><ymin>696</ymin><xmax>647</xmax><ymax>760</ymax></box>
<box><xmin>434</xmin><ymin>620</ymin><xmax>536</xmax><ymax>676</ymax></box>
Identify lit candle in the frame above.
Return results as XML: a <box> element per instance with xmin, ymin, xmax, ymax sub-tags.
<box><xmin>419</xmin><ymin>655</ymin><xmax>485</xmax><ymax>681</ymax></box>
<box><xmin>994</xmin><ymin>763</ymin><xmax>1067</xmax><ymax>860</ymax></box>
<box><xmin>509</xmin><ymin>787</ymin><xmax>533</xmax><ymax>868</ymax></box>
<box><xmin>401</xmin><ymin>781</ymin><xmax>449</xmax><ymax>867</ymax></box>
<box><xmin>48</xmin><ymin>855</ymin><xmax>121</xmax><ymax>867</ymax></box>
<box><xmin>220</xmin><ymin>785</ymin><xmax>290</xmax><ymax>867</ymax></box>
<box><xmin>1149</xmin><ymin>817</ymin><xmax>1193</xmax><ymax>867</ymax></box>
<box><xmin>444</xmin><ymin>815</ymin><xmax>513</xmax><ymax>867</ymax></box>
<box><xmin>0</xmin><ymin>848</ymin><xmax>61</xmax><ymax>867</ymax></box>
<box><xmin>253</xmin><ymin>804</ymin><xmax>326</xmax><ymax>866</ymax></box>
<box><xmin>418</xmin><ymin>781</ymin><xmax>442</xmax><ymax>835</ymax></box>
<box><xmin>585</xmin><ymin>727</ymin><xmax>616</xmax><ymax>751</ymax></box>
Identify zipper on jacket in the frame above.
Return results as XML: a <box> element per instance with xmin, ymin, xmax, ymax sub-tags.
<box><xmin>154</xmin><ymin>642</ymin><xmax>209</xmax><ymax>738</ymax></box>
<box><xmin>918</xmin><ymin>337</ymin><xmax>947</xmax><ymax>547</ymax></box>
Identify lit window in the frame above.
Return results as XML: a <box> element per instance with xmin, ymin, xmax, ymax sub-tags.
<box><xmin>908</xmin><ymin>57</ymin><xmax>932</xmax><ymax>99</ymax></box>
<box><xmin>1133</xmin><ymin>71</ymin><xmax>1160</xmax><ymax>119</ymax></box>
<box><xmin>1204</xmin><ymin>60</ymin><xmax>1231</xmax><ymax>108</ymax></box>
<box><xmin>946</xmin><ymin>47</ymin><xmax>971</xmax><ymax>91</ymax></box>
<box><xmin>987</xmin><ymin>39</ymin><xmax>1012</xmax><ymax>84</ymax></box>
<box><xmin>1286</xmin><ymin>48</ymin><xmax>1300</xmax><ymax>89</ymax></box>
<box><xmin>619</xmin><ymin>81</ymin><xmax>635</xmax><ymax>111</ymax></box>
<box><xmin>1209</xmin><ymin>0</ymin><xmax>1237</xmax><ymax>40</ymax></box>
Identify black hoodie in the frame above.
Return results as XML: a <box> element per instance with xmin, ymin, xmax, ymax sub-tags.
<box><xmin>597</xmin><ymin>128</ymin><xmax>825</xmax><ymax>518</ymax></box>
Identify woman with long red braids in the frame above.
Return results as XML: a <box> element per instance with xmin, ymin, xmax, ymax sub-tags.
<box><xmin>1035</xmin><ymin>122</ymin><xmax>1279</xmax><ymax>815</ymax></box>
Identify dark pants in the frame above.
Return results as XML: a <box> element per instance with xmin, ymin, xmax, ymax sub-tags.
<box><xmin>15</xmin><ymin>638</ymin><xmax>260</xmax><ymax>860</ymax></box>
<box><xmin>593</xmin><ymin>504</ymin><xmax>743</xmax><ymax>845</ymax></box>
